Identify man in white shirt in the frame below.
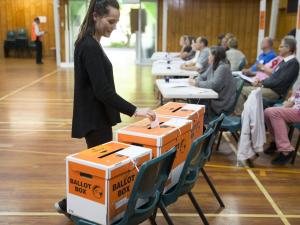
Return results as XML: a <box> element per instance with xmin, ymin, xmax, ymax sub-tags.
<box><xmin>31</xmin><ymin>17</ymin><xmax>47</xmax><ymax>64</ymax></box>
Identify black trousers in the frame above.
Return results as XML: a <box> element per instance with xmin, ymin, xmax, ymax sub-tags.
<box><xmin>85</xmin><ymin>127</ymin><xmax>113</xmax><ymax>148</ymax></box>
<box><xmin>35</xmin><ymin>39</ymin><xmax>42</xmax><ymax>63</ymax></box>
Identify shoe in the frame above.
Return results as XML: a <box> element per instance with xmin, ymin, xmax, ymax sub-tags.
<box><xmin>264</xmin><ymin>142</ymin><xmax>276</xmax><ymax>155</ymax></box>
<box><xmin>271</xmin><ymin>152</ymin><xmax>293</xmax><ymax>165</ymax></box>
<box><xmin>245</xmin><ymin>159</ymin><xmax>254</xmax><ymax>168</ymax></box>
<box><xmin>54</xmin><ymin>198</ymin><xmax>71</xmax><ymax>218</ymax></box>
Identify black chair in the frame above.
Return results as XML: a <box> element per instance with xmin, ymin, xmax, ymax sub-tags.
<box><xmin>156</xmin><ymin>129</ymin><xmax>216</xmax><ymax>225</ymax></box>
<box><xmin>202</xmin><ymin>114</ymin><xmax>225</xmax><ymax>208</ymax></box>
<box><xmin>4</xmin><ymin>31</ymin><xmax>16</xmax><ymax>57</ymax></box>
<box><xmin>71</xmin><ymin>148</ymin><xmax>177</xmax><ymax>225</ymax></box>
<box><xmin>215</xmin><ymin>77</ymin><xmax>244</xmax><ymax>151</ymax></box>
<box><xmin>288</xmin><ymin>123</ymin><xmax>300</xmax><ymax>164</ymax></box>
<box><xmin>15</xmin><ymin>28</ymin><xmax>29</xmax><ymax>57</ymax></box>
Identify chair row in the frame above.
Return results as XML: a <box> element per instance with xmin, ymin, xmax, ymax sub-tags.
<box><xmin>71</xmin><ymin>114</ymin><xmax>225</xmax><ymax>225</ymax></box>
<box><xmin>4</xmin><ymin>29</ymin><xmax>36</xmax><ymax>57</ymax></box>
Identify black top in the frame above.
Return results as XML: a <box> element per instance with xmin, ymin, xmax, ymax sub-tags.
<box><xmin>262</xmin><ymin>58</ymin><xmax>299</xmax><ymax>97</ymax></box>
<box><xmin>72</xmin><ymin>35</ymin><xmax>136</xmax><ymax>138</ymax></box>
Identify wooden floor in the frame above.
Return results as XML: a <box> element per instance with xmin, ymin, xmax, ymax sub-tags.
<box><xmin>0</xmin><ymin>51</ymin><xmax>300</xmax><ymax>225</ymax></box>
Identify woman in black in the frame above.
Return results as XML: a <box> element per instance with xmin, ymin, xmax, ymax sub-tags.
<box><xmin>55</xmin><ymin>0</ymin><xmax>155</xmax><ymax>216</ymax></box>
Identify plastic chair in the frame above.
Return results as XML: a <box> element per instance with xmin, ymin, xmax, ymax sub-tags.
<box><xmin>200</xmin><ymin>114</ymin><xmax>225</xmax><ymax>208</ymax></box>
<box><xmin>6</xmin><ymin>31</ymin><xmax>16</xmax><ymax>41</ymax></box>
<box><xmin>288</xmin><ymin>122</ymin><xmax>300</xmax><ymax>164</ymax></box>
<box><xmin>156</xmin><ymin>128</ymin><xmax>215</xmax><ymax>225</ymax></box>
<box><xmin>17</xmin><ymin>28</ymin><xmax>27</xmax><ymax>39</ymax></box>
<box><xmin>71</xmin><ymin>147</ymin><xmax>177</xmax><ymax>225</ymax></box>
<box><xmin>15</xmin><ymin>28</ymin><xmax>28</xmax><ymax>54</ymax></box>
<box><xmin>4</xmin><ymin>31</ymin><xmax>17</xmax><ymax>57</ymax></box>
<box><xmin>215</xmin><ymin>77</ymin><xmax>244</xmax><ymax>151</ymax></box>
<box><xmin>238</xmin><ymin>57</ymin><xmax>247</xmax><ymax>71</ymax></box>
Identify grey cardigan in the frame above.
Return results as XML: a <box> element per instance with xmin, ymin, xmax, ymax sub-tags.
<box><xmin>195</xmin><ymin>61</ymin><xmax>236</xmax><ymax>114</ymax></box>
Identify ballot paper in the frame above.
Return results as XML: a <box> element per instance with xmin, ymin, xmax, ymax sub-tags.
<box><xmin>232</xmin><ymin>71</ymin><xmax>255</xmax><ymax>83</ymax></box>
<box><xmin>150</xmin><ymin>116</ymin><xmax>160</xmax><ymax>129</ymax></box>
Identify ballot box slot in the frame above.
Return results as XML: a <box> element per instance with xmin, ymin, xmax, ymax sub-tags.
<box><xmin>98</xmin><ymin>148</ymin><xmax>125</xmax><ymax>158</ymax></box>
<box><xmin>80</xmin><ymin>172</ymin><xmax>93</xmax><ymax>179</ymax></box>
<box><xmin>171</xmin><ymin>107</ymin><xmax>182</xmax><ymax>113</ymax></box>
<box><xmin>147</xmin><ymin>122</ymin><xmax>164</xmax><ymax>129</ymax></box>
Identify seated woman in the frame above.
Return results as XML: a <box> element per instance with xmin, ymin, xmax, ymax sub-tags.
<box><xmin>179</xmin><ymin>35</ymin><xmax>195</xmax><ymax>60</ymax></box>
<box><xmin>245</xmin><ymin>56</ymin><xmax>283</xmax><ymax>81</ymax></box>
<box><xmin>189</xmin><ymin>46</ymin><xmax>236</xmax><ymax>119</ymax></box>
<box><xmin>264</xmin><ymin>86</ymin><xmax>300</xmax><ymax>165</ymax></box>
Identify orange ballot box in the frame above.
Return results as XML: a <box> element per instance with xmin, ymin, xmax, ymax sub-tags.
<box><xmin>66</xmin><ymin>141</ymin><xmax>152</xmax><ymax>225</ymax></box>
<box><xmin>154</xmin><ymin>102</ymin><xmax>205</xmax><ymax>141</ymax></box>
<box><xmin>116</xmin><ymin>117</ymin><xmax>192</xmax><ymax>191</ymax></box>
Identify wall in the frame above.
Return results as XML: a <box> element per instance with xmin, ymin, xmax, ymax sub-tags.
<box><xmin>276</xmin><ymin>0</ymin><xmax>297</xmax><ymax>40</ymax></box>
<box><xmin>0</xmin><ymin>0</ymin><xmax>56</xmax><ymax>58</ymax></box>
<box><xmin>157</xmin><ymin>0</ymin><xmax>264</xmax><ymax>64</ymax></box>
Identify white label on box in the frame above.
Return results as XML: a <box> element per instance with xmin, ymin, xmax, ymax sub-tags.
<box><xmin>117</xmin><ymin>146</ymin><xmax>150</xmax><ymax>159</ymax></box>
<box><xmin>163</xmin><ymin>118</ymin><xmax>190</xmax><ymax>128</ymax></box>
<box><xmin>181</xmin><ymin>104</ymin><xmax>204</xmax><ymax>111</ymax></box>
<box><xmin>115</xmin><ymin>197</ymin><xmax>128</xmax><ymax>209</ymax></box>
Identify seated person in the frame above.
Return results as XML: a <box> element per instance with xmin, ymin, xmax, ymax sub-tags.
<box><xmin>221</xmin><ymin>33</ymin><xmax>234</xmax><ymax>51</ymax></box>
<box><xmin>235</xmin><ymin>36</ymin><xmax>300</xmax><ymax>114</ymax></box>
<box><xmin>246</xmin><ymin>56</ymin><xmax>283</xmax><ymax>81</ymax></box>
<box><xmin>181</xmin><ymin>37</ymin><xmax>209</xmax><ymax>73</ymax></box>
<box><xmin>242</xmin><ymin>37</ymin><xmax>276</xmax><ymax>76</ymax></box>
<box><xmin>179</xmin><ymin>35</ymin><xmax>196</xmax><ymax>60</ymax></box>
<box><xmin>189</xmin><ymin>46</ymin><xmax>236</xmax><ymax>117</ymax></box>
<box><xmin>226</xmin><ymin>37</ymin><xmax>247</xmax><ymax>71</ymax></box>
<box><xmin>217</xmin><ymin>34</ymin><xmax>225</xmax><ymax>46</ymax></box>
<box><xmin>264</xmin><ymin>86</ymin><xmax>300</xmax><ymax>165</ymax></box>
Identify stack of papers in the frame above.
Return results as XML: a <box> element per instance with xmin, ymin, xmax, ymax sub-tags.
<box><xmin>232</xmin><ymin>71</ymin><xmax>255</xmax><ymax>83</ymax></box>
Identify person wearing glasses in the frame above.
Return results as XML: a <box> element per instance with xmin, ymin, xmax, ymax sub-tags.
<box><xmin>235</xmin><ymin>36</ymin><xmax>299</xmax><ymax>114</ymax></box>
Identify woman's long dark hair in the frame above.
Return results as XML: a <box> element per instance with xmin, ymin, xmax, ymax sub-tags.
<box><xmin>210</xmin><ymin>46</ymin><xmax>229</xmax><ymax>71</ymax></box>
<box><xmin>75</xmin><ymin>0</ymin><xmax>119</xmax><ymax>46</ymax></box>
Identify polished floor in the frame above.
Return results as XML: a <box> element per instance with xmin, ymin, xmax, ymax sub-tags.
<box><xmin>0</xmin><ymin>50</ymin><xmax>300</xmax><ymax>225</ymax></box>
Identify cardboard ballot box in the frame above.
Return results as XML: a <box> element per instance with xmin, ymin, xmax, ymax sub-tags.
<box><xmin>117</xmin><ymin>117</ymin><xmax>192</xmax><ymax>191</ymax></box>
<box><xmin>154</xmin><ymin>102</ymin><xmax>205</xmax><ymax>141</ymax></box>
<box><xmin>66</xmin><ymin>141</ymin><xmax>152</xmax><ymax>225</ymax></box>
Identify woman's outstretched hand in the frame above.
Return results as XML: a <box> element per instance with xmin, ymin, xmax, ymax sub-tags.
<box><xmin>134</xmin><ymin>108</ymin><xmax>156</xmax><ymax>121</ymax></box>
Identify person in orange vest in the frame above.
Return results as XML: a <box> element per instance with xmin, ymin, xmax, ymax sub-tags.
<box><xmin>31</xmin><ymin>17</ymin><xmax>47</xmax><ymax>64</ymax></box>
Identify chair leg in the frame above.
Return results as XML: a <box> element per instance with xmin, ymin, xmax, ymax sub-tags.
<box><xmin>215</xmin><ymin>131</ymin><xmax>223</xmax><ymax>151</ymax></box>
<box><xmin>201</xmin><ymin>168</ymin><xmax>225</xmax><ymax>208</ymax></box>
<box><xmin>187</xmin><ymin>192</ymin><xmax>210</xmax><ymax>225</ymax></box>
<box><xmin>288</xmin><ymin>126</ymin><xmax>295</xmax><ymax>140</ymax></box>
<box><xmin>160</xmin><ymin>94</ymin><xmax>163</xmax><ymax>105</ymax></box>
<box><xmin>149</xmin><ymin>217</ymin><xmax>157</xmax><ymax>225</ymax></box>
<box><xmin>291</xmin><ymin>134</ymin><xmax>300</xmax><ymax>164</ymax></box>
<box><xmin>149</xmin><ymin>207</ymin><xmax>158</xmax><ymax>225</ymax></box>
<box><xmin>159</xmin><ymin>202</ymin><xmax>174</xmax><ymax>225</ymax></box>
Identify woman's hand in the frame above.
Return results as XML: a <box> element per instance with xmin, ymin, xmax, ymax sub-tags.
<box><xmin>134</xmin><ymin>108</ymin><xmax>156</xmax><ymax>121</ymax></box>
